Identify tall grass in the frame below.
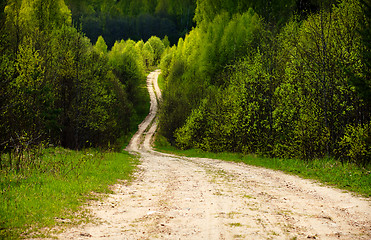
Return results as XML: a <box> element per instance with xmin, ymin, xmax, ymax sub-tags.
<box><xmin>154</xmin><ymin>135</ymin><xmax>371</xmax><ymax>197</ymax></box>
<box><xmin>0</xmin><ymin>148</ymin><xmax>138</xmax><ymax>239</ymax></box>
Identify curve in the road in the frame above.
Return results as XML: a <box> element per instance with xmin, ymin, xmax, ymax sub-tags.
<box><xmin>126</xmin><ymin>69</ymin><xmax>161</xmax><ymax>153</ymax></box>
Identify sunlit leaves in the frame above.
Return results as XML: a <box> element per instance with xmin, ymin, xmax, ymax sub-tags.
<box><xmin>94</xmin><ymin>36</ymin><xmax>108</xmax><ymax>55</ymax></box>
<box><xmin>339</xmin><ymin>122</ymin><xmax>371</xmax><ymax>166</ymax></box>
<box><xmin>0</xmin><ymin>0</ymin><xmax>142</xmax><ymax>151</ymax></box>
<box><xmin>160</xmin><ymin>9</ymin><xmax>264</xmax><ymax>147</ymax></box>
<box><xmin>162</xmin><ymin>0</ymin><xmax>370</xmax><ymax>165</ymax></box>
<box><xmin>147</xmin><ymin>36</ymin><xmax>165</xmax><ymax>65</ymax></box>
<box><xmin>11</xmin><ymin>36</ymin><xmax>48</xmax><ymax>137</ymax></box>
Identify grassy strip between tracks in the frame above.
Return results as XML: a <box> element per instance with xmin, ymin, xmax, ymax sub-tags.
<box><xmin>154</xmin><ymin>136</ymin><xmax>371</xmax><ymax>198</ymax></box>
<box><xmin>0</xmin><ymin>148</ymin><xmax>138</xmax><ymax>239</ymax></box>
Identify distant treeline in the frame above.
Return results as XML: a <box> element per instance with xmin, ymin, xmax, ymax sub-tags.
<box><xmin>159</xmin><ymin>0</ymin><xmax>371</xmax><ymax>166</ymax></box>
<box><xmin>64</xmin><ymin>0</ymin><xmax>196</xmax><ymax>47</ymax></box>
<box><xmin>0</xmin><ymin>0</ymin><xmax>166</xmax><ymax>171</ymax></box>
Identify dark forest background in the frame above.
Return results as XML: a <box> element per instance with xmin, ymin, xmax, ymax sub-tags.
<box><xmin>64</xmin><ymin>0</ymin><xmax>196</xmax><ymax>47</ymax></box>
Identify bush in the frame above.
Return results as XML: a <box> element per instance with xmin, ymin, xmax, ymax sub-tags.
<box><xmin>339</xmin><ymin>122</ymin><xmax>371</xmax><ymax>167</ymax></box>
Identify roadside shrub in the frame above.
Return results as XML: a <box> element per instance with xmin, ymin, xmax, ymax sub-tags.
<box><xmin>339</xmin><ymin>122</ymin><xmax>371</xmax><ymax>167</ymax></box>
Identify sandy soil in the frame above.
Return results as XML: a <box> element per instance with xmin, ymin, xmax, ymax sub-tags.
<box><xmin>50</xmin><ymin>70</ymin><xmax>370</xmax><ymax>239</ymax></box>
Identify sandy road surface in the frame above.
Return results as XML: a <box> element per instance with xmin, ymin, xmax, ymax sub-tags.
<box><xmin>53</xmin><ymin>70</ymin><xmax>370</xmax><ymax>239</ymax></box>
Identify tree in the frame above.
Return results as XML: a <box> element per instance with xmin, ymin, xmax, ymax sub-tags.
<box><xmin>272</xmin><ymin>0</ymin><xmax>364</xmax><ymax>159</ymax></box>
<box><xmin>142</xmin><ymin>41</ymin><xmax>155</xmax><ymax>67</ymax></box>
<box><xmin>147</xmin><ymin>35</ymin><xmax>165</xmax><ymax>65</ymax></box>
<box><xmin>162</xmin><ymin>35</ymin><xmax>170</xmax><ymax>48</ymax></box>
<box><xmin>348</xmin><ymin>0</ymin><xmax>371</xmax><ymax>105</ymax></box>
<box><xmin>94</xmin><ymin>35</ymin><xmax>108</xmax><ymax>55</ymax></box>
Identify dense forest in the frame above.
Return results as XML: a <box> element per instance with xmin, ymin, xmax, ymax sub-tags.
<box><xmin>0</xmin><ymin>0</ymin><xmax>167</xmax><ymax>171</ymax></box>
<box><xmin>159</xmin><ymin>0</ymin><xmax>371</xmax><ymax>166</ymax></box>
<box><xmin>1</xmin><ymin>0</ymin><xmax>370</xmax><ymax>170</ymax></box>
<box><xmin>64</xmin><ymin>0</ymin><xmax>196</xmax><ymax>47</ymax></box>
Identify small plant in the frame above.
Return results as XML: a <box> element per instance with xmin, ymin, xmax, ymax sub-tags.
<box><xmin>228</xmin><ymin>222</ymin><xmax>242</xmax><ymax>227</ymax></box>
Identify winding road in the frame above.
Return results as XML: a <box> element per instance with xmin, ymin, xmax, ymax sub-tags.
<box><xmin>55</xmin><ymin>70</ymin><xmax>370</xmax><ymax>239</ymax></box>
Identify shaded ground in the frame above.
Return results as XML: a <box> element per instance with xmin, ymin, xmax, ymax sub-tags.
<box><xmin>49</xmin><ymin>70</ymin><xmax>370</xmax><ymax>240</ymax></box>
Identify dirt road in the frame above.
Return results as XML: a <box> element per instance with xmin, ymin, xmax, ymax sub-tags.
<box><xmin>55</xmin><ymin>70</ymin><xmax>371</xmax><ymax>239</ymax></box>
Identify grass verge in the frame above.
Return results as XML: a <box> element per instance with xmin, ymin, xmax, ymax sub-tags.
<box><xmin>0</xmin><ymin>148</ymin><xmax>138</xmax><ymax>239</ymax></box>
<box><xmin>154</xmin><ymin>135</ymin><xmax>371</xmax><ymax>197</ymax></box>
<box><xmin>157</xmin><ymin>74</ymin><xmax>165</xmax><ymax>91</ymax></box>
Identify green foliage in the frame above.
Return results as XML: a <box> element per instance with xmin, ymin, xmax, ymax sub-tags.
<box><xmin>30</xmin><ymin>0</ymin><xmax>72</xmax><ymax>30</ymax></box>
<box><xmin>194</xmin><ymin>0</ymin><xmax>297</xmax><ymax>26</ymax></box>
<box><xmin>159</xmin><ymin>10</ymin><xmax>264</xmax><ymax>143</ymax></box>
<box><xmin>162</xmin><ymin>35</ymin><xmax>170</xmax><ymax>48</ymax></box>
<box><xmin>339</xmin><ymin>122</ymin><xmax>371</xmax><ymax>166</ymax></box>
<box><xmin>142</xmin><ymin>41</ymin><xmax>155</xmax><ymax>68</ymax></box>
<box><xmin>273</xmin><ymin>0</ymin><xmax>364</xmax><ymax>160</ymax></box>
<box><xmin>94</xmin><ymin>35</ymin><xmax>108</xmax><ymax>55</ymax></box>
<box><xmin>108</xmin><ymin>39</ymin><xmax>145</xmax><ymax>105</ymax></box>
<box><xmin>176</xmin><ymin>51</ymin><xmax>276</xmax><ymax>154</ymax></box>
<box><xmin>147</xmin><ymin>35</ymin><xmax>165</xmax><ymax>65</ymax></box>
<box><xmin>49</xmin><ymin>25</ymin><xmax>133</xmax><ymax>148</ymax></box>
<box><xmin>11</xmin><ymin>36</ymin><xmax>48</xmax><ymax>139</ymax></box>
<box><xmin>160</xmin><ymin>0</ymin><xmax>370</xmax><ymax>165</ymax></box>
<box><xmin>107</xmin><ymin>38</ymin><xmax>152</xmax><ymax>134</ymax></box>
<box><xmin>159</xmin><ymin>45</ymin><xmax>175</xmax><ymax>78</ymax></box>
<box><xmin>6</xmin><ymin>0</ymin><xmax>72</xmax><ymax>33</ymax></box>
<box><xmin>175</xmin><ymin>98</ymin><xmax>209</xmax><ymax>150</ymax></box>
<box><xmin>0</xmin><ymin>0</ymin><xmax>149</xmax><ymax>153</ymax></box>
<box><xmin>0</xmin><ymin>0</ymin><xmax>149</xmax><ymax>237</ymax></box>
<box><xmin>157</xmin><ymin>73</ymin><xmax>165</xmax><ymax>91</ymax></box>
<box><xmin>346</xmin><ymin>0</ymin><xmax>371</xmax><ymax>106</ymax></box>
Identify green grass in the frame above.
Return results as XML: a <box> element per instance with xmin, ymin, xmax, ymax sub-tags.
<box><xmin>157</xmin><ymin>74</ymin><xmax>165</xmax><ymax>91</ymax></box>
<box><xmin>0</xmin><ymin>148</ymin><xmax>138</xmax><ymax>239</ymax></box>
<box><xmin>0</xmin><ymin>71</ymin><xmax>150</xmax><ymax>239</ymax></box>
<box><xmin>154</xmin><ymin>135</ymin><xmax>371</xmax><ymax>197</ymax></box>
